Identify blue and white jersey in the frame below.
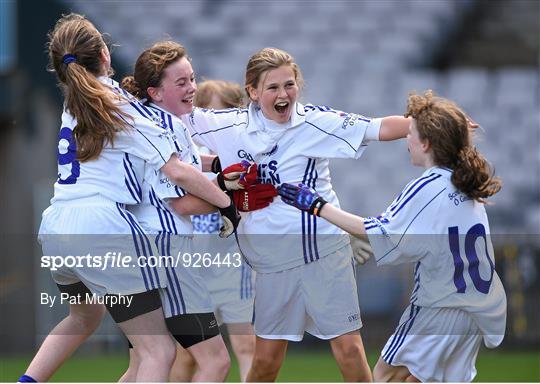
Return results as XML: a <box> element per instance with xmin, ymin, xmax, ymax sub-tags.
<box><xmin>52</xmin><ymin>77</ymin><xmax>177</xmax><ymax>205</ymax></box>
<box><xmin>182</xmin><ymin>102</ymin><xmax>381</xmax><ymax>273</ymax></box>
<box><xmin>365</xmin><ymin>167</ymin><xmax>507</xmax><ymax>348</ymax></box>
<box><xmin>128</xmin><ymin>103</ymin><xmax>202</xmax><ymax>236</ymax></box>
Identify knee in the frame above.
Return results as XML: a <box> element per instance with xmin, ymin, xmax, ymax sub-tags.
<box><xmin>334</xmin><ymin>342</ymin><xmax>364</xmax><ymax>364</ymax></box>
<box><xmin>70</xmin><ymin>305</ymin><xmax>106</xmax><ymax>335</ymax></box>
<box><xmin>251</xmin><ymin>353</ymin><xmax>280</xmax><ymax>377</ymax></box>
<box><xmin>199</xmin><ymin>344</ymin><xmax>231</xmax><ymax>375</ymax></box>
<box><xmin>234</xmin><ymin>338</ymin><xmax>256</xmax><ymax>357</ymax></box>
<box><xmin>139</xmin><ymin>337</ymin><xmax>177</xmax><ymax>368</ymax></box>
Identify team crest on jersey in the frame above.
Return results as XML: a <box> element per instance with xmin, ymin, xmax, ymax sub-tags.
<box><xmin>237</xmin><ymin>149</ymin><xmax>254</xmax><ymax>162</ymax></box>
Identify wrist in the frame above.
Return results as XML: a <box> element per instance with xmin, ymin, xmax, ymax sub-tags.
<box><xmin>216</xmin><ymin>193</ymin><xmax>232</xmax><ymax>209</ymax></box>
<box><xmin>309</xmin><ymin>197</ymin><xmax>327</xmax><ymax>216</ymax></box>
<box><xmin>211</xmin><ymin>156</ymin><xmax>222</xmax><ymax>174</ymax></box>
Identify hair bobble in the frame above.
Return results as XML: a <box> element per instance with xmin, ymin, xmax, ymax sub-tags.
<box><xmin>63</xmin><ymin>54</ymin><xmax>76</xmax><ymax>65</ymax></box>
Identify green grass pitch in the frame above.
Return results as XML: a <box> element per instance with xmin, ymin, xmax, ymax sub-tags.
<box><xmin>1</xmin><ymin>349</ymin><xmax>539</xmax><ymax>382</ymax></box>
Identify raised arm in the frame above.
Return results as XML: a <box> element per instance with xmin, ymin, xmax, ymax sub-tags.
<box><xmin>378</xmin><ymin>116</ymin><xmax>411</xmax><ymax>141</ymax></box>
<box><xmin>378</xmin><ymin>114</ymin><xmax>478</xmax><ymax>142</ymax></box>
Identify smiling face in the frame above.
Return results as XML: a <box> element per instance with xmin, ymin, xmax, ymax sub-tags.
<box><xmin>248</xmin><ymin>65</ymin><xmax>299</xmax><ymax>124</ymax></box>
<box><xmin>148</xmin><ymin>57</ymin><xmax>196</xmax><ymax>116</ymax></box>
<box><xmin>407</xmin><ymin>119</ymin><xmax>433</xmax><ymax>168</ymax></box>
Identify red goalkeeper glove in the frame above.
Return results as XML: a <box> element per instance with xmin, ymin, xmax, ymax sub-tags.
<box><xmin>231</xmin><ymin>183</ymin><xmax>278</xmax><ymax>212</ymax></box>
<box><xmin>217</xmin><ymin>160</ymin><xmax>258</xmax><ymax>191</ymax></box>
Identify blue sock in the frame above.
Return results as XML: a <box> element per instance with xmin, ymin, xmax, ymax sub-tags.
<box><xmin>18</xmin><ymin>374</ymin><xmax>37</xmax><ymax>382</ymax></box>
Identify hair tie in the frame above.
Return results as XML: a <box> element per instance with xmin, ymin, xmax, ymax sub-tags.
<box><xmin>63</xmin><ymin>54</ymin><xmax>76</xmax><ymax>65</ymax></box>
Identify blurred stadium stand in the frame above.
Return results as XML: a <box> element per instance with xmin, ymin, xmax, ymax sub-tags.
<box><xmin>1</xmin><ymin>0</ymin><xmax>538</xmax><ymax>354</ymax></box>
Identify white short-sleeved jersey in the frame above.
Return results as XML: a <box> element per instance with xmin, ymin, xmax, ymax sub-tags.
<box><xmin>128</xmin><ymin>104</ymin><xmax>202</xmax><ymax>235</ymax></box>
<box><xmin>365</xmin><ymin>167</ymin><xmax>507</xmax><ymax>348</ymax></box>
<box><xmin>52</xmin><ymin>77</ymin><xmax>177</xmax><ymax>205</ymax></box>
<box><xmin>182</xmin><ymin>102</ymin><xmax>382</xmax><ymax>273</ymax></box>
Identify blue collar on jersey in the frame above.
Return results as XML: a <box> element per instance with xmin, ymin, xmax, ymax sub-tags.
<box><xmin>246</xmin><ymin>102</ymin><xmax>306</xmax><ymax>133</ymax></box>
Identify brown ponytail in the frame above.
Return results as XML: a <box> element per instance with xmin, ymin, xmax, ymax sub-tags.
<box><xmin>406</xmin><ymin>90</ymin><xmax>501</xmax><ymax>202</ymax></box>
<box><xmin>120</xmin><ymin>75</ymin><xmax>142</xmax><ymax>99</ymax></box>
<box><xmin>47</xmin><ymin>13</ymin><xmax>130</xmax><ymax>161</ymax></box>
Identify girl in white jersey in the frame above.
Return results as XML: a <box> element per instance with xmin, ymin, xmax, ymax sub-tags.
<box><xmin>119</xmin><ymin>41</ymin><xmax>232</xmax><ymax>382</ymax></box>
<box><xmin>181</xmin><ymin>47</ymin><xmax>414</xmax><ymax>382</ymax></box>
<box><xmin>19</xmin><ymin>15</ymin><xmax>239</xmax><ymax>383</ymax></box>
<box><xmin>191</xmin><ymin>80</ymin><xmax>256</xmax><ymax>382</ymax></box>
<box><xmin>278</xmin><ymin>91</ymin><xmax>506</xmax><ymax>382</ymax></box>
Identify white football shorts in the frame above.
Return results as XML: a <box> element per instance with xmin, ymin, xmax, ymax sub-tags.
<box><xmin>155</xmin><ymin>234</ymin><xmax>214</xmax><ymax>317</ymax></box>
<box><xmin>39</xmin><ymin>196</ymin><xmax>167</xmax><ymax>296</ymax></box>
<box><xmin>381</xmin><ymin>304</ymin><xmax>483</xmax><ymax>382</ymax></box>
<box><xmin>254</xmin><ymin>245</ymin><xmax>362</xmax><ymax>341</ymax></box>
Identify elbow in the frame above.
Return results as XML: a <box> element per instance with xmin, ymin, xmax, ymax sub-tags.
<box><xmin>168</xmin><ymin>163</ymin><xmax>191</xmax><ymax>188</ymax></box>
<box><xmin>170</xmin><ymin>198</ymin><xmax>190</xmax><ymax>216</ymax></box>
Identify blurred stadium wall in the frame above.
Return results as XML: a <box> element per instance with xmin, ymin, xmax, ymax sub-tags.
<box><xmin>1</xmin><ymin>0</ymin><xmax>538</xmax><ymax>355</ymax></box>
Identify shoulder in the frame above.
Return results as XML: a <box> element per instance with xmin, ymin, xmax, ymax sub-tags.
<box><xmin>193</xmin><ymin>107</ymin><xmax>248</xmax><ymax>125</ymax></box>
<box><xmin>389</xmin><ymin>170</ymin><xmax>449</xmax><ymax>216</ymax></box>
<box><xmin>303</xmin><ymin>104</ymin><xmax>372</xmax><ymax>127</ymax></box>
<box><xmin>303</xmin><ymin>104</ymin><xmax>341</xmax><ymax>119</ymax></box>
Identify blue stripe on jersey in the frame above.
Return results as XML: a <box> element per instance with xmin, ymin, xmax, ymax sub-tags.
<box><xmin>161</xmin><ymin>233</ymin><xmax>186</xmax><ymax>316</ymax></box>
<box><xmin>123</xmin><ymin>155</ymin><xmax>142</xmax><ymax>203</ymax></box>
<box><xmin>391</xmin><ymin>174</ymin><xmax>442</xmax><ymax>217</ymax></box>
<box><xmin>175</xmin><ymin>185</ymin><xmax>185</xmax><ymax>197</ymax></box>
<box><xmin>388</xmin><ymin>173</ymin><xmax>439</xmax><ymax>213</ymax></box>
<box><xmin>124</xmin><ymin>154</ymin><xmax>142</xmax><ymax>197</ymax></box>
<box><xmin>305</xmin><ymin>121</ymin><xmax>356</xmax><ymax>153</ymax></box>
<box><xmin>385</xmin><ymin>305</ymin><xmax>421</xmax><ymax>364</ymax></box>
<box><xmin>301</xmin><ymin>159</ymin><xmax>313</xmax><ymax>264</ymax></box>
<box><xmin>121</xmin><ymin>208</ymin><xmax>156</xmax><ymax>288</ymax></box>
<box><xmin>115</xmin><ymin>203</ymin><xmax>150</xmax><ymax>290</ymax></box>
<box><xmin>156</xmin><ymin>233</ymin><xmax>186</xmax><ymax>316</ymax></box>
<box><xmin>119</xmin><ymin>103</ymin><xmax>169</xmax><ymax>165</ymax></box>
<box><xmin>123</xmin><ymin>210</ymin><xmax>162</xmax><ymax>289</ymax></box>
<box><xmin>151</xmin><ymin>189</ymin><xmax>174</xmax><ymax>233</ymax></box>
<box><xmin>149</xmin><ymin>189</ymin><xmax>170</xmax><ymax>233</ymax></box>
<box><xmin>308</xmin><ymin>159</ymin><xmax>320</xmax><ymax>261</ymax></box>
<box><xmin>383</xmin><ymin>304</ymin><xmax>420</xmax><ymax>364</ymax></box>
<box><xmin>168</xmin><ymin>240</ymin><xmax>186</xmax><ymax>314</ymax></box>
<box><xmin>375</xmin><ymin>188</ymin><xmax>446</xmax><ymax>263</ymax></box>
<box><xmin>301</xmin><ymin>159</ymin><xmax>318</xmax><ymax>263</ymax></box>
<box><xmin>124</xmin><ymin>179</ymin><xmax>139</xmax><ymax>203</ymax></box>
<box><xmin>363</xmin><ymin>217</ymin><xmax>380</xmax><ymax>231</ymax></box>
<box><xmin>151</xmin><ymin>110</ymin><xmax>184</xmax><ymax>198</ymax></box>
<box><xmin>130</xmin><ymin>101</ymin><xmax>151</xmax><ymax>119</ymax></box>
<box><xmin>152</xmin><ymin>188</ymin><xmax>179</xmax><ymax>234</ymax></box>
<box><xmin>410</xmin><ymin>262</ymin><xmax>421</xmax><ymax>303</ymax></box>
<box><xmin>155</xmin><ymin>233</ymin><xmax>177</xmax><ymax>314</ymax></box>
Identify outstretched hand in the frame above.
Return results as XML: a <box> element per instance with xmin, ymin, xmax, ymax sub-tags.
<box><xmin>277</xmin><ymin>183</ymin><xmax>327</xmax><ymax>216</ymax></box>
